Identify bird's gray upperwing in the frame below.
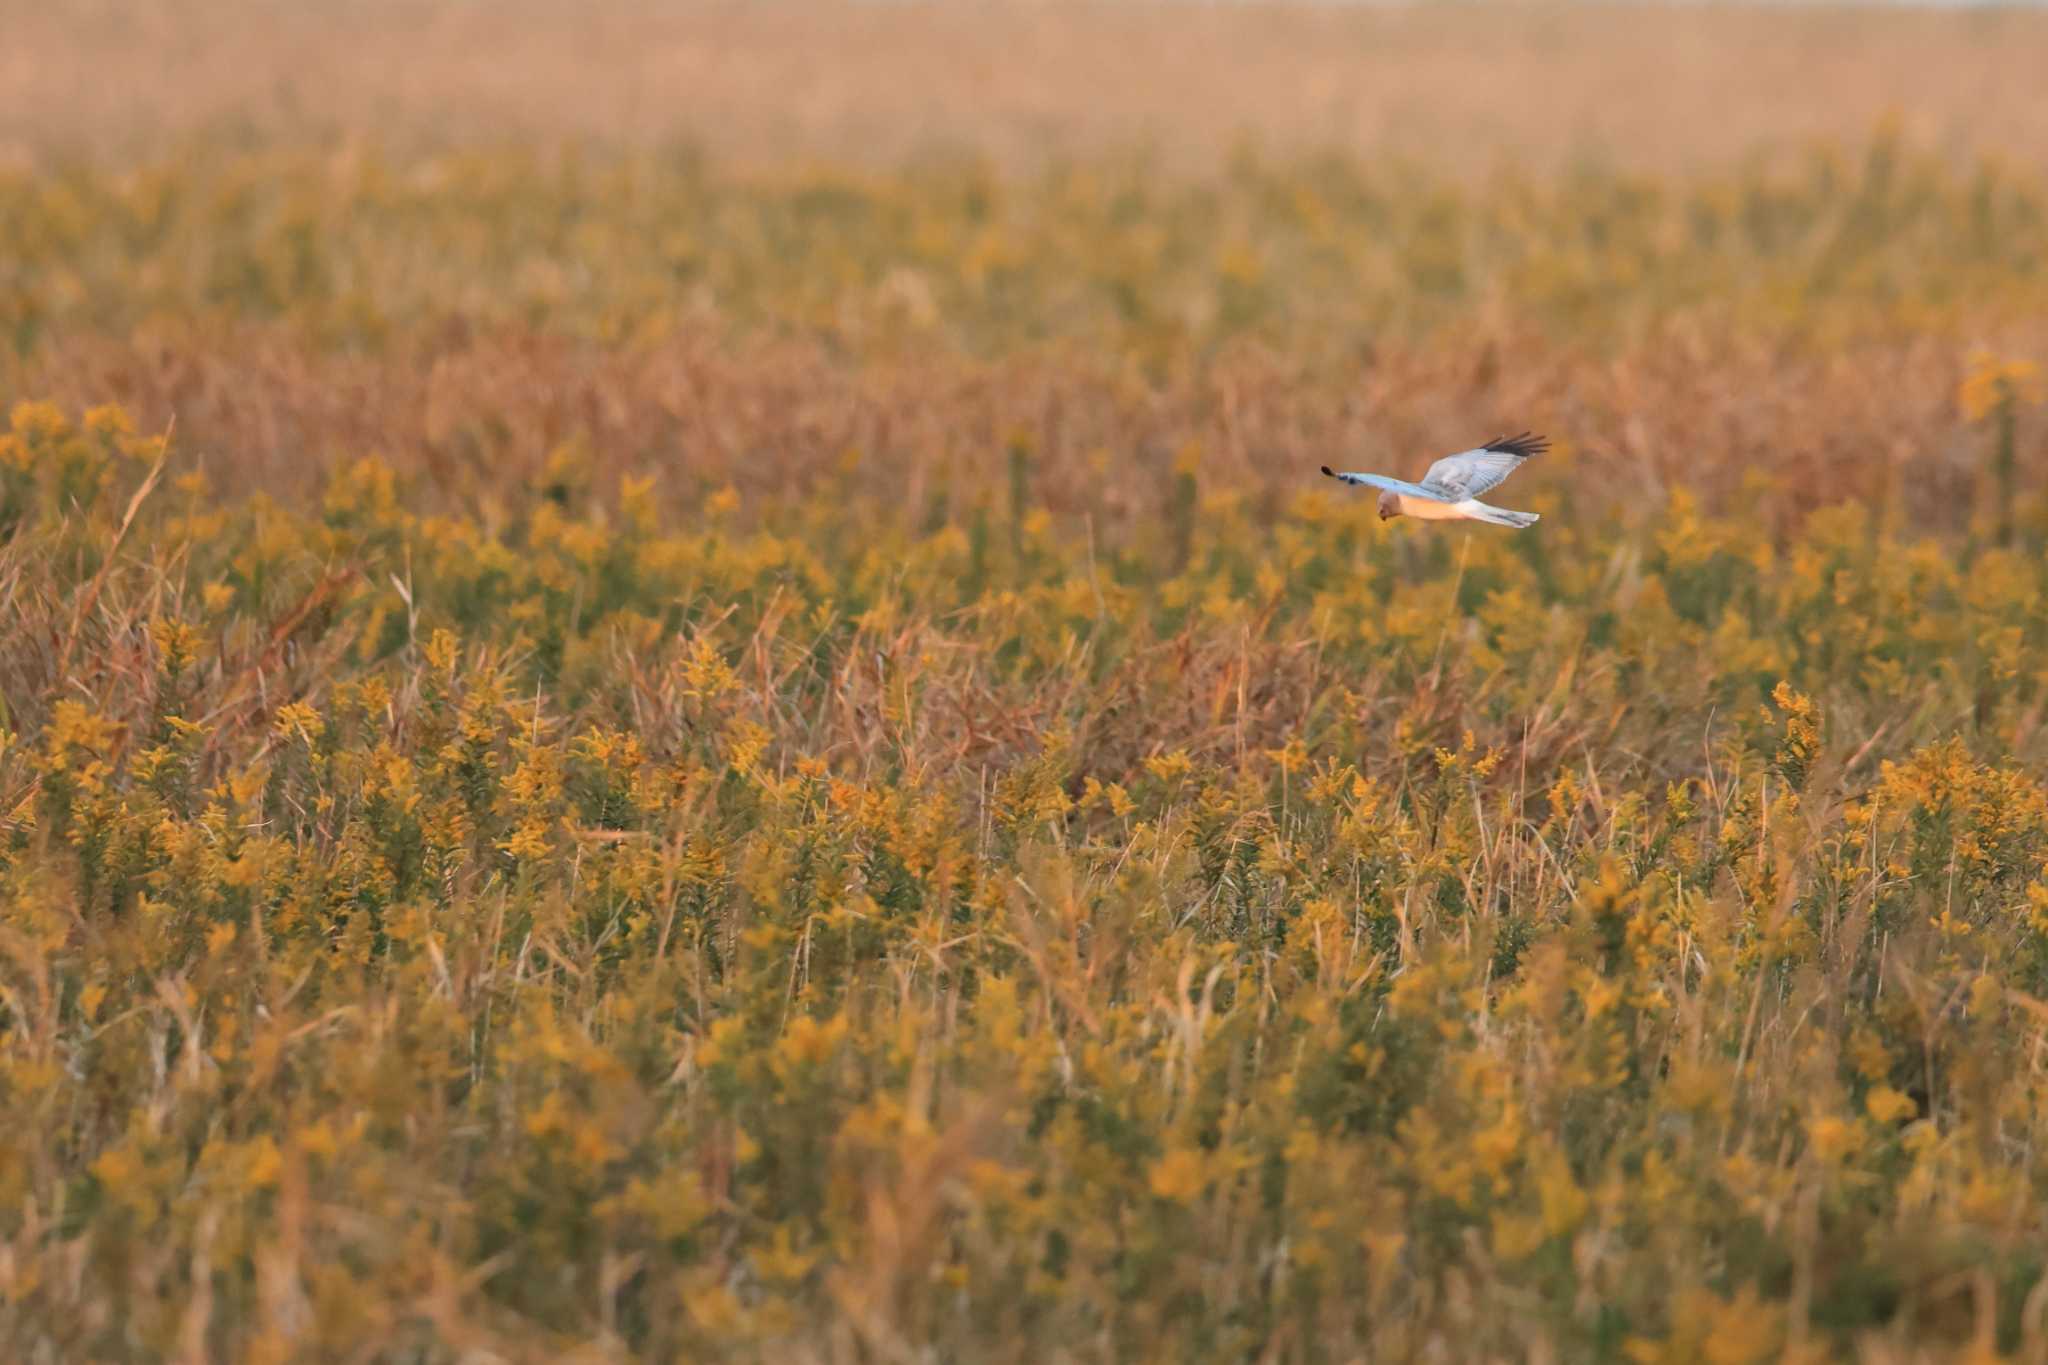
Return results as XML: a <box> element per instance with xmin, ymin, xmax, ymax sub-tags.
<box><xmin>1421</xmin><ymin>433</ymin><xmax>1548</xmax><ymax>499</ymax></box>
<box><xmin>1319</xmin><ymin>468</ymin><xmax>1454</xmax><ymax>502</ymax></box>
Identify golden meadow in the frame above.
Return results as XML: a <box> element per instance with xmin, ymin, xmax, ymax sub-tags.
<box><xmin>6</xmin><ymin>78</ymin><xmax>2048</xmax><ymax>1365</ymax></box>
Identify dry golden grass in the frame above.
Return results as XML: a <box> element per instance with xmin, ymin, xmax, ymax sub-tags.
<box><xmin>11</xmin><ymin>318</ymin><xmax>2047</xmax><ymax>547</ymax></box>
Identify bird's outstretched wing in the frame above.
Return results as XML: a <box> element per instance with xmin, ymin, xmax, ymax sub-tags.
<box><xmin>1319</xmin><ymin>467</ymin><xmax>1453</xmax><ymax>503</ymax></box>
<box><xmin>1420</xmin><ymin>432</ymin><xmax>1548</xmax><ymax>499</ymax></box>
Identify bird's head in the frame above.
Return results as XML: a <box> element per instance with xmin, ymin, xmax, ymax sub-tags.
<box><xmin>1376</xmin><ymin>490</ymin><xmax>1402</xmax><ymax>521</ymax></box>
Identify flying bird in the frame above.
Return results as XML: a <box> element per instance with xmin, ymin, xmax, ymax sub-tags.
<box><xmin>1321</xmin><ymin>432</ymin><xmax>1548</xmax><ymax>528</ymax></box>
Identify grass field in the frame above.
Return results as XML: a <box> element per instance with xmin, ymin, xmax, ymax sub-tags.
<box><xmin>7</xmin><ymin>4</ymin><xmax>2048</xmax><ymax>1361</ymax></box>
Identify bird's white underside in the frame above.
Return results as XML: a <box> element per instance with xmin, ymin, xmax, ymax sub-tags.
<box><xmin>1398</xmin><ymin>494</ymin><xmax>1482</xmax><ymax>521</ymax></box>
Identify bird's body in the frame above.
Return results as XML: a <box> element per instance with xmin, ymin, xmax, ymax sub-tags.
<box><xmin>1384</xmin><ymin>492</ymin><xmax>1486</xmax><ymax>522</ymax></box>
<box><xmin>1322</xmin><ymin>433</ymin><xmax>1548</xmax><ymax>528</ymax></box>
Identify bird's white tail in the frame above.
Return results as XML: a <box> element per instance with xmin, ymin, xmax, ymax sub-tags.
<box><xmin>1466</xmin><ymin>503</ymin><xmax>1540</xmax><ymax>529</ymax></box>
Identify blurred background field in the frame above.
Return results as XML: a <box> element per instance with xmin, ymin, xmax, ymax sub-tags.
<box><xmin>7</xmin><ymin>3</ymin><xmax>2048</xmax><ymax>1362</ymax></box>
<box><xmin>7</xmin><ymin>2</ymin><xmax>2048</xmax><ymax>531</ymax></box>
<box><xmin>11</xmin><ymin>2</ymin><xmax>2048</xmax><ymax>173</ymax></box>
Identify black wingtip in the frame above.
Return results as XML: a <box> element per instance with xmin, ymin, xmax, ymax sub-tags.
<box><xmin>1319</xmin><ymin>465</ymin><xmax>1335</xmax><ymax>477</ymax></box>
<box><xmin>1482</xmin><ymin>431</ymin><xmax>1549</xmax><ymax>459</ymax></box>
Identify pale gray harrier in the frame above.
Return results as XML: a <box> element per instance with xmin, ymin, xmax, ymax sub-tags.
<box><xmin>1321</xmin><ymin>432</ymin><xmax>1548</xmax><ymax>528</ymax></box>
